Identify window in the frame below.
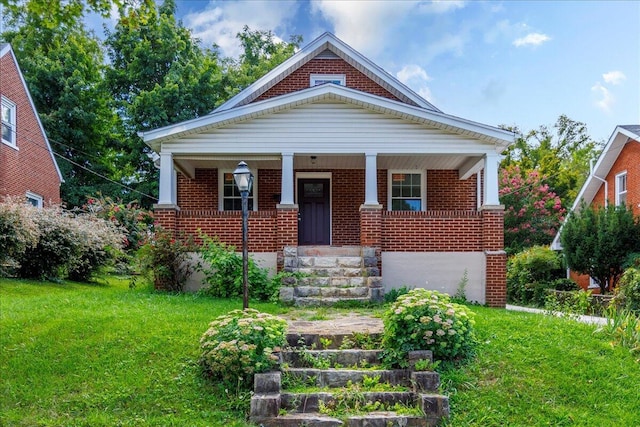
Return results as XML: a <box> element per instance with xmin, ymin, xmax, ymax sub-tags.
<box><xmin>616</xmin><ymin>172</ymin><xmax>627</xmax><ymax>206</ymax></box>
<box><xmin>388</xmin><ymin>171</ymin><xmax>425</xmax><ymax>211</ymax></box>
<box><xmin>2</xmin><ymin>96</ymin><xmax>17</xmax><ymax>147</ymax></box>
<box><xmin>220</xmin><ymin>171</ymin><xmax>256</xmax><ymax>211</ymax></box>
<box><xmin>310</xmin><ymin>74</ymin><xmax>345</xmax><ymax>87</ymax></box>
<box><xmin>26</xmin><ymin>192</ymin><xmax>43</xmax><ymax>209</ymax></box>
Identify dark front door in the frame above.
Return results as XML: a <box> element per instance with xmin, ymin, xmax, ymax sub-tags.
<box><xmin>298</xmin><ymin>178</ymin><xmax>330</xmax><ymax>245</ymax></box>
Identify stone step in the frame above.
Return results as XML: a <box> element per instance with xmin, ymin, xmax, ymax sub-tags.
<box><xmin>299</xmin><ymin>256</ymin><xmax>364</xmax><ymax>269</ymax></box>
<box><xmin>283</xmin><ymin>368</ymin><xmax>413</xmax><ymax>388</ymax></box>
<box><xmin>285</xmin><ymin>333</ymin><xmax>384</xmax><ymax>350</ymax></box>
<box><xmin>296</xmin><ymin>276</ymin><xmax>367</xmax><ymax>287</ymax></box>
<box><xmin>281</xmin><ymin>391</ymin><xmax>416</xmax><ymax>413</ymax></box>
<box><xmin>253</xmin><ymin>412</ymin><xmax>432</xmax><ymax>427</ymax></box>
<box><xmin>280</xmin><ymin>349</ymin><xmax>384</xmax><ymax>368</ymax></box>
<box><xmin>297</xmin><ymin>246</ymin><xmax>364</xmax><ymax>257</ymax></box>
<box><xmin>294</xmin><ymin>286</ymin><xmax>370</xmax><ymax>298</ymax></box>
<box><xmin>293</xmin><ymin>297</ymin><xmax>372</xmax><ymax>307</ymax></box>
<box><xmin>252</xmin><ymin>412</ymin><xmax>344</xmax><ymax>426</ymax></box>
<box><xmin>297</xmin><ymin>267</ymin><xmax>366</xmax><ymax>278</ymax></box>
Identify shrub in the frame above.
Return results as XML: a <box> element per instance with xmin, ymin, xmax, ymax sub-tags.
<box><xmin>507</xmin><ymin>246</ymin><xmax>564</xmax><ymax>306</ymax></box>
<box><xmin>598</xmin><ymin>308</ymin><xmax>640</xmax><ymax>357</ymax></box>
<box><xmin>381</xmin><ymin>289</ymin><xmax>477</xmax><ymax>366</ymax></box>
<box><xmin>384</xmin><ymin>286</ymin><xmax>412</xmax><ymax>304</ymax></box>
<box><xmin>14</xmin><ymin>206</ymin><xmax>124</xmax><ymax>281</ymax></box>
<box><xmin>552</xmin><ymin>278</ymin><xmax>580</xmax><ymax>292</ymax></box>
<box><xmin>0</xmin><ymin>200</ymin><xmax>40</xmax><ymax>273</ymax></box>
<box><xmin>200</xmin><ymin>309</ymin><xmax>287</xmax><ymax>388</ymax></box>
<box><xmin>137</xmin><ymin>229</ymin><xmax>196</xmax><ymax>292</ymax></box>
<box><xmin>613</xmin><ymin>268</ymin><xmax>640</xmax><ymax>314</ymax></box>
<box><xmin>85</xmin><ymin>195</ymin><xmax>154</xmax><ymax>252</ymax></box>
<box><xmin>198</xmin><ymin>235</ymin><xmax>283</xmax><ymax>301</ymax></box>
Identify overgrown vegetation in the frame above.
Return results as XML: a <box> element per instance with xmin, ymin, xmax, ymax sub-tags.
<box><xmin>199</xmin><ymin>308</ymin><xmax>287</xmax><ymax>389</ymax></box>
<box><xmin>506</xmin><ymin>245</ymin><xmax>570</xmax><ymax>306</ymax></box>
<box><xmin>381</xmin><ymin>289</ymin><xmax>477</xmax><ymax>366</ymax></box>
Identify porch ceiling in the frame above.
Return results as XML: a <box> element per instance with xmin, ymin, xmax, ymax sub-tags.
<box><xmin>173</xmin><ymin>154</ymin><xmax>483</xmax><ymax>179</ymax></box>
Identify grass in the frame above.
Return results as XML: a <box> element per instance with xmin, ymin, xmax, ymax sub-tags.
<box><xmin>1</xmin><ymin>276</ymin><xmax>638</xmax><ymax>426</ymax></box>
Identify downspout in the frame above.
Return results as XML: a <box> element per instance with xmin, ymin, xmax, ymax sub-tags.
<box><xmin>590</xmin><ymin>159</ymin><xmax>608</xmax><ymax>207</ymax></box>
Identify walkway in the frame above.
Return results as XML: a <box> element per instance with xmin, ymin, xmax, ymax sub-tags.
<box><xmin>506</xmin><ymin>304</ymin><xmax>608</xmax><ymax>326</ymax></box>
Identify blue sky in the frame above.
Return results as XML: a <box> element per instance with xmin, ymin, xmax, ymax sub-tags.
<box><xmin>153</xmin><ymin>1</ymin><xmax>639</xmax><ymax>142</ymax></box>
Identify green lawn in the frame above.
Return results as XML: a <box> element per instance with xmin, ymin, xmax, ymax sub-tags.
<box><xmin>1</xmin><ymin>277</ymin><xmax>638</xmax><ymax>426</ymax></box>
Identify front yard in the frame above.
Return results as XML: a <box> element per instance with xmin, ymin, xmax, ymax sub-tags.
<box><xmin>1</xmin><ymin>276</ymin><xmax>638</xmax><ymax>426</ymax></box>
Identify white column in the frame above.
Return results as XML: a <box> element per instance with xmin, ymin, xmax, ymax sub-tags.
<box><xmin>280</xmin><ymin>152</ymin><xmax>295</xmax><ymax>205</ymax></box>
<box><xmin>483</xmin><ymin>152</ymin><xmax>501</xmax><ymax>206</ymax></box>
<box><xmin>157</xmin><ymin>151</ymin><xmax>176</xmax><ymax>205</ymax></box>
<box><xmin>364</xmin><ymin>152</ymin><xmax>379</xmax><ymax>205</ymax></box>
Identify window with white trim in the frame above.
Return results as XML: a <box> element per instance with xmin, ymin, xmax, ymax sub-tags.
<box><xmin>26</xmin><ymin>192</ymin><xmax>43</xmax><ymax>209</ymax></box>
<box><xmin>310</xmin><ymin>74</ymin><xmax>345</xmax><ymax>87</ymax></box>
<box><xmin>388</xmin><ymin>171</ymin><xmax>425</xmax><ymax>211</ymax></box>
<box><xmin>2</xmin><ymin>96</ymin><xmax>17</xmax><ymax>147</ymax></box>
<box><xmin>615</xmin><ymin>171</ymin><xmax>627</xmax><ymax>206</ymax></box>
<box><xmin>220</xmin><ymin>170</ymin><xmax>256</xmax><ymax>211</ymax></box>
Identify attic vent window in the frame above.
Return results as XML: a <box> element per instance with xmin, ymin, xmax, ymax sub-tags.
<box><xmin>310</xmin><ymin>74</ymin><xmax>345</xmax><ymax>87</ymax></box>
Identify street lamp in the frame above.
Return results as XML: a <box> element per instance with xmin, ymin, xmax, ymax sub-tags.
<box><xmin>233</xmin><ymin>161</ymin><xmax>253</xmax><ymax>310</ymax></box>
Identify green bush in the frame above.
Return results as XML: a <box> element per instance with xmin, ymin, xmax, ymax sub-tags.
<box><xmin>15</xmin><ymin>207</ymin><xmax>123</xmax><ymax>280</ymax></box>
<box><xmin>200</xmin><ymin>309</ymin><xmax>287</xmax><ymax>388</ymax></box>
<box><xmin>552</xmin><ymin>278</ymin><xmax>580</xmax><ymax>292</ymax></box>
<box><xmin>137</xmin><ymin>229</ymin><xmax>196</xmax><ymax>292</ymax></box>
<box><xmin>613</xmin><ymin>268</ymin><xmax>640</xmax><ymax>314</ymax></box>
<box><xmin>381</xmin><ymin>289</ymin><xmax>477</xmax><ymax>366</ymax></box>
<box><xmin>507</xmin><ymin>246</ymin><xmax>564</xmax><ymax>306</ymax></box>
<box><xmin>384</xmin><ymin>286</ymin><xmax>412</xmax><ymax>304</ymax></box>
<box><xmin>0</xmin><ymin>200</ymin><xmax>40</xmax><ymax>273</ymax></box>
<box><xmin>198</xmin><ymin>235</ymin><xmax>284</xmax><ymax>301</ymax></box>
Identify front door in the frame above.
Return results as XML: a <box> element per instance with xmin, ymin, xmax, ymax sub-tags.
<box><xmin>298</xmin><ymin>178</ymin><xmax>330</xmax><ymax>245</ymax></box>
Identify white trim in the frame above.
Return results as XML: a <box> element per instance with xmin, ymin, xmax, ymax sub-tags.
<box><xmin>25</xmin><ymin>191</ymin><xmax>43</xmax><ymax>209</ymax></box>
<box><xmin>218</xmin><ymin>169</ymin><xmax>258</xmax><ymax>211</ymax></box>
<box><xmin>310</xmin><ymin>74</ymin><xmax>345</xmax><ymax>86</ymax></box>
<box><xmin>1</xmin><ymin>96</ymin><xmax>17</xmax><ymax>148</ymax></box>
<box><xmin>387</xmin><ymin>170</ymin><xmax>426</xmax><ymax>211</ymax></box>
<box><xmin>615</xmin><ymin>171</ymin><xmax>627</xmax><ymax>206</ymax></box>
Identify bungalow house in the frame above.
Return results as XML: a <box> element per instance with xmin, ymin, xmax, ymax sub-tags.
<box><xmin>551</xmin><ymin>125</ymin><xmax>640</xmax><ymax>290</ymax></box>
<box><xmin>0</xmin><ymin>43</ymin><xmax>63</xmax><ymax>207</ymax></box>
<box><xmin>140</xmin><ymin>33</ymin><xmax>514</xmax><ymax>307</ymax></box>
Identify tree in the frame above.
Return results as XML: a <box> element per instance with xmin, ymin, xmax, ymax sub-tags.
<box><xmin>104</xmin><ymin>0</ymin><xmax>228</xmax><ymax>205</ymax></box>
<box><xmin>2</xmin><ymin>1</ymin><xmax>125</xmax><ymax>208</ymax></box>
<box><xmin>500</xmin><ymin>165</ymin><xmax>565</xmax><ymax>255</ymax></box>
<box><xmin>560</xmin><ymin>204</ymin><xmax>640</xmax><ymax>293</ymax></box>
<box><xmin>502</xmin><ymin>115</ymin><xmax>601</xmax><ymax>203</ymax></box>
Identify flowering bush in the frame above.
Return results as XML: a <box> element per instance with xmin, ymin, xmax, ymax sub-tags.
<box><xmin>200</xmin><ymin>309</ymin><xmax>287</xmax><ymax>388</ymax></box>
<box><xmin>15</xmin><ymin>206</ymin><xmax>124</xmax><ymax>280</ymax></box>
<box><xmin>84</xmin><ymin>195</ymin><xmax>154</xmax><ymax>251</ymax></box>
<box><xmin>500</xmin><ymin>165</ymin><xmax>566</xmax><ymax>255</ymax></box>
<box><xmin>507</xmin><ymin>245</ymin><xmax>565</xmax><ymax>306</ymax></box>
<box><xmin>136</xmin><ymin>229</ymin><xmax>196</xmax><ymax>292</ymax></box>
<box><xmin>381</xmin><ymin>289</ymin><xmax>477</xmax><ymax>366</ymax></box>
<box><xmin>613</xmin><ymin>267</ymin><xmax>640</xmax><ymax>314</ymax></box>
<box><xmin>0</xmin><ymin>200</ymin><xmax>40</xmax><ymax>272</ymax></box>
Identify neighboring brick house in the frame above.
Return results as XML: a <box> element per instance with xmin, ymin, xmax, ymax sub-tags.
<box><xmin>1</xmin><ymin>43</ymin><xmax>63</xmax><ymax>207</ymax></box>
<box><xmin>140</xmin><ymin>33</ymin><xmax>514</xmax><ymax>307</ymax></box>
<box><xmin>551</xmin><ymin>125</ymin><xmax>640</xmax><ymax>290</ymax></box>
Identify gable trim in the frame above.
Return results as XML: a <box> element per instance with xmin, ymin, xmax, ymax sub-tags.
<box><xmin>215</xmin><ymin>32</ymin><xmax>441</xmax><ymax>113</ymax></box>
<box><xmin>1</xmin><ymin>44</ymin><xmax>64</xmax><ymax>183</ymax></box>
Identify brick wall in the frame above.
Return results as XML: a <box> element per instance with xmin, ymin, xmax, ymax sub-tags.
<box><xmin>427</xmin><ymin>170</ymin><xmax>477</xmax><ymax>210</ymax></box>
<box><xmin>0</xmin><ymin>50</ymin><xmax>61</xmax><ymax>205</ymax></box>
<box><xmin>177</xmin><ymin>169</ymin><xmax>217</xmax><ymax>210</ymax></box>
<box><xmin>592</xmin><ymin>139</ymin><xmax>640</xmax><ymax>216</ymax></box>
<box><xmin>482</xmin><ymin>206</ymin><xmax>506</xmax><ymax>308</ymax></box>
<box><xmin>254</xmin><ymin>58</ymin><xmax>403</xmax><ymax>103</ymax></box>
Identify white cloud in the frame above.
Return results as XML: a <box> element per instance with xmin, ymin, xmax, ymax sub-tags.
<box><xmin>602</xmin><ymin>71</ymin><xmax>626</xmax><ymax>85</ymax></box>
<box><xmin>591</xmin><ymin>82</ymin><xmax>614</xmax><ymax>113</ymax></box>
<box><xmin>512</xmin><ymin>32</ymin><xmax>551</xmax><ymax>47</ymax></box>
<box><xmin>417</xmin><ymin>0</ymin><xmax>465</xmax><ymax>14</ymax></box>
<box><xmin>311</xmin><ymin>0</ymin><xmax>418</xmax><ymax>55</ymax></box>
<box><xmin>184</xmin><ymin>1</ymin><xmax>298</xmax><ymax>57</ymax></box>
<box><xmin>396</xmin><ymin>64</ymin><xmax>433</xmax><ymax>102</ymax></box>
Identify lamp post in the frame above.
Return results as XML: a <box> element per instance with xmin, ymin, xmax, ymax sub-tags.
<box><xmin>233</xmin><ymin>161</ymin><xmax>253</xmax><ymax>310</ymax></box>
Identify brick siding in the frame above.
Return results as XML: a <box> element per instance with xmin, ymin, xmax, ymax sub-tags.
<box><xmin>592</xmin><ymin>139</ymin><xmax>640</xmax><ymax>216</ymax></box>
<box><xmin>0</xmin><ymin>50</ymin><xmax>61</xmax><ymax>205</ymax></box>
<box><xmin>254</xmin><ymin>58</ymin><xmax>403</xmax><ymax>103</ymax></box>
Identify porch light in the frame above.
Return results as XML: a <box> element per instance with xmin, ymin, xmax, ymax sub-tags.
<box><xmin>233</xmin><ymin>161</ymin><xmax>253</xmax><ymax>310</ymax></box>
<box><xmin>233</xmin><ymin>161</ymin><xmax>254</xmax><ymax>193</ymax></box>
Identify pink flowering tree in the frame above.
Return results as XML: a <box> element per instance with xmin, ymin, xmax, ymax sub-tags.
<box><xmin>500</xmin><ymin>165</ymin><xmax>566</xmax><ymax>255</ymax></box>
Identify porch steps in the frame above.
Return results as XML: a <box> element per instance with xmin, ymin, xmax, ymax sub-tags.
<box><xmin>250</xmin><ymin>335</ymin><xmax>449</xmax><ymax>426</ymax></box>
<box><xmin>280</xmin><ymin>246</ymin><xmax>383</xmax><ymax>306</ymax></box>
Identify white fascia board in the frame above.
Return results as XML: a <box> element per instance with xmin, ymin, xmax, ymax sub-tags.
<box><xmin>142</xmin><ymin>84</ymin><xmax>514</xmax><ymax>153</ymax></box>
<box><xmin>214</xmin><ymin>32</ymin><xmax>441</xmax><ymax>113</ymax></box>
<box><xmin>2</xmin><ymin>44</ymin><xmax>64</xmax><ymax>183</ymax></box>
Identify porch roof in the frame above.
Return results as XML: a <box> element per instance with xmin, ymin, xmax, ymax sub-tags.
<box><xmin>140</xmin><ymin>83</ymin><xmax>515</xmax><ymax>154</ymax></box>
